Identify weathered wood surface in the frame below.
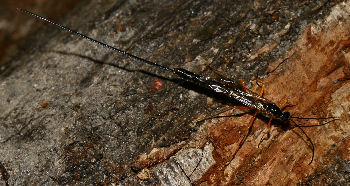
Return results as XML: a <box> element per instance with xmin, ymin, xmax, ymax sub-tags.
<box><xmin>1</xmin><ymin>0</ymin><xmax>349</xmax><ymax>185</ymax></box>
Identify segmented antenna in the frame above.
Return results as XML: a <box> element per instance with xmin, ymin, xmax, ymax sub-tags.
<box><xmin>17</xmin><ymin>8</ymin><xmax>175</xmax><ymax>73</ymax></box>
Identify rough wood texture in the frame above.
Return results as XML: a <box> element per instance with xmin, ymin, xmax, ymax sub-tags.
<box><xmin>1</xmin><ymin>0</ymin><xmax>349</xmax><ymax>185</ymax></box>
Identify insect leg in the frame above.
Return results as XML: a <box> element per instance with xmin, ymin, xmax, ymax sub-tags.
<box><xmin>258</xmin><ymin>116</ymin><xmax>273</xmax><ymax>147</ymax></box>
<box><xmin>226</xmin><ymin>84</ymin><xmax>265</xmax><ymax>165</ymax></box>
<box><xmin>258</xmin><ymin>84</ymin><xmax>264</xmax><ymax>97</ymax></box>
<box><xmin>257</xmin><ymin>84</ymin><xmax>274</xmax><ymax>147</ymax></box>
<box><xmin>267</xmin><ymin>117</ymin><xmax>273</xmax><ymax>129</ymax></box>
<box><xmin>194</xmin><ymin>106</ymin><xmax>242</xmax><ymax>123</ymax></box>
<box><xmin>226</xmin><ymin>111</ymin><xmax>258</xmax><ymax>165</ymax></box>
<box><xmin>240</xmin><ymin>79</ymin><xmax>247</xmax><ymax>92</ymax></box>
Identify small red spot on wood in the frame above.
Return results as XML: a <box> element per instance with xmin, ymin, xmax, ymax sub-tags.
<box><xmin>185</xmin><ymin>51</ymin><xmax>192</xmax><ymax>62</ymax></box>
<box><xmin>115</xmin><ymin>25</ymin><xmax>125</xmax><ymax>32</ymax></box>
<box><xmin>92</xmin><ymin>64</ymin><xmax>97</xmax><ymax>70</ymax></box>
<box><xmin>115</xmin><ymin>16</ymin><xmax>121</xmax><ymax>23</ymax></box>
<box><xmin>40</xmin><ymin>102</ymin><xmax>49</xmax><ymax>108</ymax></box>
<box><xmin>272</xmin><ymin>14</ymin><xmax>279</xmax><ymax>20</ymax></box>
<box><xmin>150</xmin><ymin>80</ymin><xmax>163</xmax><ymax>92</ymax></box>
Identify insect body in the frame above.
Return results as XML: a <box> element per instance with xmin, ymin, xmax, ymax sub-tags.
<box><xmin>174</xmin><ymin>67</ymin><xmax>290</xmax><ymax>120</ymax></box>
<box><xmin>18</xmin><ymin>8</ymin><xmax>333</xmax><ymax>165</ymax></box>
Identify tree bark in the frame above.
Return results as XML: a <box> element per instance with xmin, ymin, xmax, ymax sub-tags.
<box><xmin>1</xmin><ymin>0</ymin><xmax>349</xmax><ymax>185</ymax></box>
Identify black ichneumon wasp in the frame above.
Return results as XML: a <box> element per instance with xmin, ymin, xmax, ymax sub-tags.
<box><xmin>18</xmin><ymin>8</ymin><xmax>336</xmax><ymax>165</ymax></box>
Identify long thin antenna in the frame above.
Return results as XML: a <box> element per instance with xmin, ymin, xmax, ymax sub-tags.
<box><xmin>17</xmin><ymin>8</ymin><xmax>176</xmax><ymax>73</ymax></box>
<box><xmin>291</xmin><ymin>120</ymin><xmax>315</xmax><ymax>165</ymax></box>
